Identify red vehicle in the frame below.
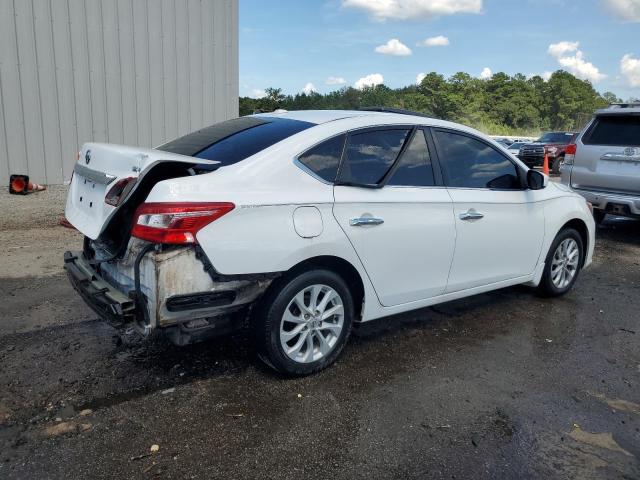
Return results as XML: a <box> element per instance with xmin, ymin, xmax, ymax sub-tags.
<box><xmin>518</xmin><ymin>131</ymin><xmax>578</xmax><ymax>173</ymax></box>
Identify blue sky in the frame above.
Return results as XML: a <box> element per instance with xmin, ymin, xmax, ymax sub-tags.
<box><xmin>239</xmin><ymin>0</ymin><xmax>640</xmax><ymax>99</ymax></box>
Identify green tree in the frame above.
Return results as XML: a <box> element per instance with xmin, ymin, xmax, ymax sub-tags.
<box><xmin>602</xmin><ymin>91</ymin><xmax>622</xmax><ymax>104</ymax></box>
<box><xmin>238</xmin><ymin>70</ymin><xmax>619</xmax><ymax>136</ymax></box>
<box><xmin>417</xmin><ymin>72</ymin><xmax>457</xmax><ymax>119</ymax></box>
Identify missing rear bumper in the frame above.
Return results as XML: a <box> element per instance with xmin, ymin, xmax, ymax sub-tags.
<box><xmin>64</xmin><ymin>251</ymin><xmax>136</xmax><ymax>327</ymax></box>
<box><xmin>65</xmin><ymin>244</ymin><xmax>275</xmax><ymax>344</ymax></box>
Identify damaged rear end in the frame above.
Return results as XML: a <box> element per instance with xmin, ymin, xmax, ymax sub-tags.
<box><xmin>63</xmin><ymin>143</ymin><xmax>273</xmax><ymax>345</ymax></box>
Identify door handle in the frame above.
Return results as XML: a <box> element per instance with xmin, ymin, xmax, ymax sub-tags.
<box><xmin>350</xmin><ymin>217</ymin><xmax>384</xmax><ymax>227</ymax></box>
<box><xmin>459</xmin><ymin>210</ymin><xmax>484</xmax><ymax>221</ymax></box>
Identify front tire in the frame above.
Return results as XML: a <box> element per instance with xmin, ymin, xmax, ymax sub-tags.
<box><xmin>537</xmin><ymin>228</ymin><xmax>584</xmax><ymax>297</ymax></box>
<box><xmin>254</xmin><ymin>269</ymin><xmax>354</xmax><ymax>376</ymax></box>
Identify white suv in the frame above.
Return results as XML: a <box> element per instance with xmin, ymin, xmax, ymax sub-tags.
<box><xmin>64</xmin><ymin>109</ymin><xmax>595</xmax><ymax>375</ymax></box>
<box><xmin>561</xmin><ymin>103</ymin><xmax>640</xmax><ymax>224</ymax></box>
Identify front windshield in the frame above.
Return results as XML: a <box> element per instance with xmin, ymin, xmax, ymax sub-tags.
<box><xmin>537</xmin><ymin>132</ymin><xmax>574</xmax><ymax>143</ymax></box>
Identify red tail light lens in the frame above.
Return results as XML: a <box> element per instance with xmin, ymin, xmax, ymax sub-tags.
<box><xmin>131</xmin><ymin>202</ymin><xmax>235</xmax><ymax>244</ymax></box>
<box><xmin>564</xmin><ymin>143</ymin><xmax>577</xmax><ymax>166</ymax></box>
<box><xmin>105</xmin><ymin>177</ymin><xmax>137</xmax><ymax>206</ymax></box>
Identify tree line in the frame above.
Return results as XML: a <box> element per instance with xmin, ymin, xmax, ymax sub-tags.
<box><xmin>240</xmin><ymin>70</ymin><xmax>633</xmax><ymax>135</ymax></box>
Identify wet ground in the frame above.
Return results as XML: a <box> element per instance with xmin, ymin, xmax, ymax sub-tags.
<box><xmin>0</xmin><ymin>187</ymin><xmax>639</xmax><ymax>479</ymax></box>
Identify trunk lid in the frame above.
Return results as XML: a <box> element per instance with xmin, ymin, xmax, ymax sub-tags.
<box><xmin>65</xmin><ymin>143</ymin><xmax>217</xmax><ymax>239</ymax></box>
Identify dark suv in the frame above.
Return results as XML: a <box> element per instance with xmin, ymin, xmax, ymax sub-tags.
<box><xmin>518</xmin><ymin>131</ymin><xmax>578</xmax><ymax>173</ymax></box>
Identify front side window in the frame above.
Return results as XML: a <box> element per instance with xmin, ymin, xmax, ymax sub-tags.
<box><xmin>338</xmin><ymin>129</ymin><xmax>411</xmax><ymax>185</ymax></box>
<box><xmin>434</xmin><ymin>130</ymin><xmax>522</xmax><ymax>190</ymax></box>
<box><xmin>298</xmin><ymin>134</ymin><xmax>346</xmax><ymax>183</ymax></box>
<box><xmin>387</xmin><ymin>130</ymin><xmax>435</xmax><ymax>187</ymax></box>
<box><xmin>583</xmin><ymin>115</ymin><xmax>640</xmax><ymax>146</ymax></box>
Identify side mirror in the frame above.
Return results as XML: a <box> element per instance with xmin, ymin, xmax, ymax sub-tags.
<box><xmin>527</xmin><ymin>170</ymin><xmax>548</xmax><ymax>190</ymax></box>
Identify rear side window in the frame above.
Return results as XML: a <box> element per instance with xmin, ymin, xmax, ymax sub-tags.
<box><xmin>387</xmin><ymin>130</ymin><xmax>435</xmax><ymax>187</ymax></box>
<box><xmin>298</xmin><ymin>134</ymin><xmax>346</xmax><ymax>183</ymax></box>
<box><xmin>583</xmin><ymin>115</ymin><xmax>640</xmax><ymax>146</ymax></box>
<box><xmin>339</xmin><ymin>129</ymin><xmax>411</xmax><ymax>185</ymax></box>
<box><xmin>434</xmin><ymin>130</ymin><xmax>522</xmax><ymax>190</ymax></box>
<box><xmin>157</xmin><ymin>117</ymin><xmax>315</xmax><ymax>169</ymax></box>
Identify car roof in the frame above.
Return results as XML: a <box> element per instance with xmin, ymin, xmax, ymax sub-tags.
<box><xmin>254</xmin><ymin>109</ymin><xmax>478</xmax><ymax>131</ymax></box>
<box><xmin>595</xmin><ymin>106</ymin><xmax>640</xmax><ymax>115</ymax></box>
<box><xmin>254</xmin><ymin>109</ymin><xmax>381</xmax><ymax>124</ymax></box>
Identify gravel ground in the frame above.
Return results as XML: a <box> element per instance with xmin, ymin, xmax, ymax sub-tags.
<box><xmin>0</xmin><ymin>187</ymin><xmax>638</xmax><ymax>479</ymax></box>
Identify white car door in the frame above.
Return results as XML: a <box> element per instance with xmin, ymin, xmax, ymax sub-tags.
<box><xmin>331</xmin><ymin>127</ymin><xmax>456</xmax><ymax>307</ymax></box>
<box><xmin>430</xmin><ymin>128</ymin><xmax>545</xmax><ymax>293</ymax></box>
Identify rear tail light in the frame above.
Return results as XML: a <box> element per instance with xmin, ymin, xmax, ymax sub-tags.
<box><xmin>105</xmin><ymin>177</ymin><xmax>137</xmax><ymax>206</ymax></box>
<box><xmin>564</xmin><ymin>143</ymin><xmax>577</xmax><ymax>165</ymax></box>
<box><xmin>131</xmin><ymin>202</ymin><xmax>235</xmax><ymax>244</ymax></box>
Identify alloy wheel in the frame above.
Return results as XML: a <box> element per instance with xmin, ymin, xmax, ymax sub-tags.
<box><xmin>551</xmin><ymin>238</ymin><xmax>580</xmax><ymax>289</ymax></box>
<box><xmin>279</xmin><ymin>284</ymin><xmax>344</xmax><ymax>364</ymax></box>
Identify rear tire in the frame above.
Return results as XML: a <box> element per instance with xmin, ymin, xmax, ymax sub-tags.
<box><xmin>253</xmin><ymin>269</ymin><xmax>354</xmax><ymax>376</ymax></box>
<box><xmin>537</xmin><ymin>228</ymin><xmax>584</xmax><ymax>297</ymax></box>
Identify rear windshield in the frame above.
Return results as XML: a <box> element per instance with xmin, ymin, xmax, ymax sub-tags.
<box><xmin>157</xmin><ymin>117</ymin><xmax>315</xmax><ymax>168</ymax></box>
<box><xmin>583</xmin><ymin>115</ymin><xmax>640</xmax><ymax>146</ymax></box>
<box><xmin>537</xmin><ymin>132</ymin><xmax>575</xmax><ymax>143</ymax></box>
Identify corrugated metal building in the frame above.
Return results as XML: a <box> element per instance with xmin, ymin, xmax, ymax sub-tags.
<box><xmin>0</xmin><ymin>0</ymin><xmax>239</xmax><ymax>185</ymax></box>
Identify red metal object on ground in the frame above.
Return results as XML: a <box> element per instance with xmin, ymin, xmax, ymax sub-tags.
<box><xmin>58</xmin><ymin>218</ymin><xmax>76</xmax><ymax>230</ymax></box>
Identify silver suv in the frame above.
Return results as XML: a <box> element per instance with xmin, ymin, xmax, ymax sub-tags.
<box><xmin>561</xmin><ymin>103</ymin><xmax>640</xmax><ymax>224</ymax></box>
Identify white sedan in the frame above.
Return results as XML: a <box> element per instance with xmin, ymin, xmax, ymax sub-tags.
<box><xmin>64</xmin><ymin>109</ymin><xmax>595</xmax><ymax>375</ymax></box>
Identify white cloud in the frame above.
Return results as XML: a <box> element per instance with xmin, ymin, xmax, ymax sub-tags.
<box><xmin>354</xmin><ymin>73</ymin><xmax>384</xmax><ymax>89</ymax></box>
<box><xmin>250</xmin><ymin>89</ymin><xmax>266</xmax><ymax>99</ymax></box>
<box><xmin>479</xmin><ymin>67</ymin><xmax>492</xmax><ymax>79</ymax></box>
<box><xmin>325</xmin><ymin>76</ymin><xmax>346</xmax><ymax>85</ymax></box>
<box><xmin>418</xmin><ymin>35</ymin><xmax>450</xmax><ymax>47</ymax></box>
<box><xmin>416</xmin><ymin>72</ymin><xmax>426</xmax><ymax>84</ymax></box>
<box><xmin>375</xmin><ymin>38</ymin><xmax>412</xmax><ymax>56</ymax></box>
<box><xmin>620</xmin><ymin>53</ymin><xmax>640</xmax><ymax>87</ymax></box>
<box><xmin>602</xmin><ymin>0</ymin><xmax>640</xmax><ymax>22</ymax></box>
<box><xmin>302</xmin><ymin>82</ymin><xmax>317</xmax><ymax>94</ymax></box>
<box><xmin>342</xmin><ymin>0</ymin><xmax>482</xmax><ymax>21</ymax></box>
<box><xmin>548</xmin><ymin>41</ymin><xmax>606</xmax><ymax>83</ymax></box>
<box><xmin>547</xmin><ymin>41</ymin><xmax>580</xmax><ymax>58</ymax></box>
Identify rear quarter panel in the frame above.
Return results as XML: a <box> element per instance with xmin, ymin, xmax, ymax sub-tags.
<box><xmin>144</xmin><ymin>124</ymin><xmax>383</xmax><ymax>317</ymax></box>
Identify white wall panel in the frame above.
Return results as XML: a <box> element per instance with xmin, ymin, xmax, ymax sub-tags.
<box><xmin>0</xmin><ymin>0</ymin><xmax>27</xmax><ymax>180</ymax></box>
<box><xmin>175</xmin><ymin>0</ymin><xmax>191</xmax><ymax>137</ymax></box>
<box><xmin>0</xmin><ymin>0</ymin><xmax>238</xmax><ymax>185</ymax></box>
<box><xmin>14</xmin><ymin>0</ymin><xmax>47</xmax><ymax>180</ymax></box>
<box><xmin>51</xmin><ymin>0</ymin><xmax>79</xmax><ymax>181</ymax></box>
<box><xmin>116</xmin><ymin>0</ymin><xmax>138</xmax><ymax>147</ymax></box>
